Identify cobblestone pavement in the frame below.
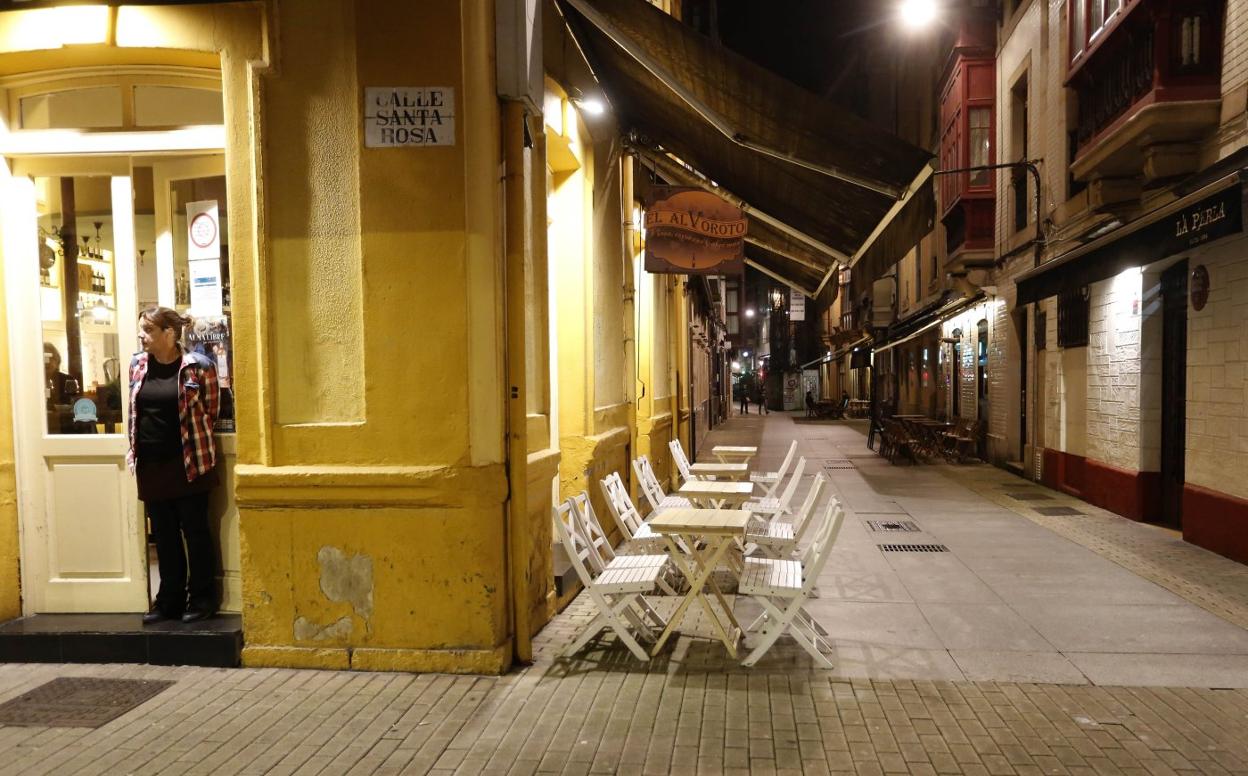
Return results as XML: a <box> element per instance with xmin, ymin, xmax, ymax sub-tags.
<box><xmin>2</xmin><ymin>413</ymin><xmax>1248</xmax><ymax>775</ymax></box>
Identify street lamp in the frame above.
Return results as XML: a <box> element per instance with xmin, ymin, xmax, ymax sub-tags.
<box><xmin>744</xmin><ymin>308</ymin><xmax>755</xmax><ymax>318</ymax></box>
<box><xmin>898</xmin><ymin>0</ymin><xmax>938</xmax><ymax>30</ymax></box>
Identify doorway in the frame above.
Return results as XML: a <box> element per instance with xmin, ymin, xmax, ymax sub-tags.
<box><xmin>5</xmin><ymin>153</ymin><xmax>237</xmax><ymax>614</ymax></box>
<box><xmin>1159</xmin><ymin>260</ymin><xmax>1188</xmax><ymax>529</ymax></box>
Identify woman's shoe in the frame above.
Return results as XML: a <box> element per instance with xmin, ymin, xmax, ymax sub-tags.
<box><xmin>181</xmin><ymin>607</ymin><xmax>215</xmax><ymax>624</ymax></box>
<box><xmin>142</xmin><ymin>609</ymin><xmax>178</xmax><ymax>625</ymax></box>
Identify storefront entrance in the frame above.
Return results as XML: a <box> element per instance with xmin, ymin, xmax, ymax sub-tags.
<box><xmin>1</xmin><ymin>68</ymin><xmax>238</xmax><ymax>616</ymax></box>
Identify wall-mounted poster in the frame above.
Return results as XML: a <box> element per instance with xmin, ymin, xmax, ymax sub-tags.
<box><xmin>185</xmin><ymin>315</ymin><xmax>235</xmax><ymax>433</ymax></box>
<box><xmin>643</xmin><ymin>186</ymin><xmax>746</xmax><ymax>275</ymax></box>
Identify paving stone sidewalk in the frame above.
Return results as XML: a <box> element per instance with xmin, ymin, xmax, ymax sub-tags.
<box><xmin>3</xmin><ymin>412</ymin><xmax>1248</xmax><ymax>775</ymax></box>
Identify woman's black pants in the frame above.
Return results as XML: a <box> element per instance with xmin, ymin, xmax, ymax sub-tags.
<box><xmin>147</xmin><ymin>492</ymin><xmax>215</xmax><ymax>615</ymax></box>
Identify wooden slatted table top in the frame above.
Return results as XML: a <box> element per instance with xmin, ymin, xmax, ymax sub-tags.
<box><xmin>688</xmin><ymin>463</ymin><xmax>750</xmax><ymax>474</ymax></box>
<box><xmin>677</xmin><ymin>480</ymin><xmax>755</xmax><ymax>497</ymax></box>
<box><xmin>648</xmin><ymin>508</ymin><xmax>752</xmax><ymax>535</ymax></box>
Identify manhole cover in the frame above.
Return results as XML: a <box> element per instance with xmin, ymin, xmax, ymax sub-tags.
<box><xmin>866</xmin><ymin>520</ymin><xmax>920</xmax><ymax>532</ymax></box>
<box><xmin>1035</xmin><ymin>506</ymin><xmax>1083</xmax><ymax>516</ymax></box>
<box><xmin>1006</xmin><ymin>492</ymin><xmax>1054</xmax><ymax>501</ymax></box>
<box><xmin>823</xmin><ymin>459</ymin><xmax>855</xmax><ymax>470</ymax></box>
<box><xmin>879</xmin><ymin>544</ymin><xmax>949</xmax><ymax>553</ymax></box>
<box><xmin>0</xmin><ymin>677</ymin><xmax>175</xmax><ymax>728</ymax></box>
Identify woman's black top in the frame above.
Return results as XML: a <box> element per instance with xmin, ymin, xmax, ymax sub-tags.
<box><xmin>137</xmin><ymin>356</ymin><xmax>182</xmax><ymax>456</ymax></box>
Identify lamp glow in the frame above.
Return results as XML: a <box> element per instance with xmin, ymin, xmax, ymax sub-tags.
<box><xmin>744</xmin><ymin>308</ymin><xmax>755</xmax><ymax>318</ymax></box>
<box><xmin>898</xmin><ymin>0</ymin><xmax>938</xmax><ymax>29</ymax></box>
<box><xmin>578</xmin><ymin>97</ymin><xmax>606</xmax><ymax>115</ymax></box>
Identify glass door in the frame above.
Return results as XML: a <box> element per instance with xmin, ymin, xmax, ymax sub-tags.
<box><xmin>3</xmin><ymin>160</ymin><xmax>146</xmax><ymax>612</ymax></box>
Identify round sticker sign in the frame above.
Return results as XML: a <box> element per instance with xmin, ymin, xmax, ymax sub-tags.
<box><xmin>190</xmin><ymin>212</ymin><xmax>217</xmax><ymax>249</ymax></box>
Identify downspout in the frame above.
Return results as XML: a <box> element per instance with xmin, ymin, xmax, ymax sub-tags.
<box><xmin>502</xmin><ymin>101</ymin><xmax>532</xmax><ymax>665</ymax></box>
<box><xmin>621</xmin><ymin>151</ymin><xmax>640</xmax><ymax>499</ymax></box>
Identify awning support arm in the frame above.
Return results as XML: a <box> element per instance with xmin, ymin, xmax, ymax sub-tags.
<box><xmin>563</xmin><ymin>0</ymin><xmax>905</xmax><ymax>199</ymax></box>
<box><xmin>815</xmin><ymin>163</ymin><xmax>933</xmax><ymax>298</ymax></box>
<box><xmin>745</xmin><ymin>260</ymin><xmax>817</xmax><ymax>297</ymax></box>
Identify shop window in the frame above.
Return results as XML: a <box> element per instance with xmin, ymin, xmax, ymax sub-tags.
<box><xmin>38</xmin><ymin>176</ymin><xmax>122</xmax><ymax>434</ymax></box>
<box><xmin>1057</xmin><ymin>287</ymin><xmax>1090</xmax><ymax>348</ymax></box>
<box><xmin>976</xmin><ymin>319</ymin><xmax>988</xmax><ymax>410</ymax></box>
<box><xmin>951</xmin><ymin>329</ymin><xmax>962</xmax><ymax>416</ymax></box>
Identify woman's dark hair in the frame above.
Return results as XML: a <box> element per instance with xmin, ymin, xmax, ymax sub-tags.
<box><xmin>139</xmin><ymin>306</ymin><xmax>193</xmax><ymax>343</ymax></box>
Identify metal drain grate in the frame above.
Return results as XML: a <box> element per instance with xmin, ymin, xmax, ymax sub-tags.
<box><xmin>0</xmin><ymin>677</ymin><xmax>175</xmax><ymax>728</ymax></box>
<box><xmin>866</xmin><ymin>520</ymin><xmax>920</xmax><ymax>532</ymax></box>
<box><xmin>823</xmin><ymin>459</ymin><xmax>855</xmax><ymax>470</ymax></box>
<box><xmin>879</xmin><ymin>543</ymin><xmax>949</xmax><ymax>553</ymax></box>
<box><xmin>1035</xmin><ymin>506</ymin><xmax>1084</xmax><ymax>516</ymax></box>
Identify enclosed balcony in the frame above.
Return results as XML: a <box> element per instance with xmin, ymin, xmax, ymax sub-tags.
<box><xmin>938</xmin><ymin>4</ymin><xmax>996</xmax><ymax>269</ymax></box>
<box><xmin>1068</xmin><ymin>0</ymin><xmax>1224</xmax><ymax>201</ymax></box>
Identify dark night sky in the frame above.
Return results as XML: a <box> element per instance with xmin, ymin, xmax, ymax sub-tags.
<box><xmin>715</xmin><ymin>0</ymin><xmax>893</xmax><ymax>103</ymax></box>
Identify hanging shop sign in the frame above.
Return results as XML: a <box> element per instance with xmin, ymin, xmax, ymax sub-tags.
<box><xmin>790</xmin><ymin>288</ymin><xmax>806</xmax><ymax>321</ymax></box>
<box><xmin>643</xmin><ymin>186</ymin><xmax>746</xmax><ymax>275</ymax></box>
<box><xmin>1190</xmin><ymin>265</ymin><xmax>1210</xmax><ymax>311</ymax></box>
<box><xmin>364</xmin><ymin>87</ymin><xmax>456</xmax><ymax>147</ymax></box>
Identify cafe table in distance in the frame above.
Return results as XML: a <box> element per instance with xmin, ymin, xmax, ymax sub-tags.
<box><xmin>711</xmin><ymin>445</ymin><xmax>758</xmax><ymax>465</ymax></box>
<box><xmin>687</xmin><ymin>462</ymin><xmax>750</xmax><ymax>481</ymax></box>
<box><xmin>677</xmin><ymin>480</ymin><xmax>755</xmax><ymax>508</ymax></box>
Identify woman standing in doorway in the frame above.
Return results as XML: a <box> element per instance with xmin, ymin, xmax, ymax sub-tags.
<box><xmin>127</xmin><ymin>307</ymin><xmax>221</xmax><ymax>624</ymax></box>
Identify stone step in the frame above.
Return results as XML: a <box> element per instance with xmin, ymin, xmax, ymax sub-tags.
<box><xmin>0</xmin><ymin>613</ymin><xmax>241</xmax><ymax>668</ymax></box>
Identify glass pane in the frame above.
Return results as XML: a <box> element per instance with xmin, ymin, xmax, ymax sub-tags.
<box><xmin>21</xmin><ymin>87</ymin><xmax>123</xmax><ymax>129</ymax></box>
<box><xmin>968</xmin><ymin>108</ymin><xmax>991</xmax><ymax>185</ymax></box>
<box><xmin>1072</xmin><ymin>0</ymin><xmax>1086</xmax><ymax>59</ymax></box>
<box><xmin>169</xmin><ymin>175</ymin><xmax>235</xmax><ymax>433</ymax></box>
<box><xmin>133</xmin><ymin>86</ymin><xmax>224</xmax><ymax>127</ymax></box>
<box><xmin>1091</xmin><ymin>0</ymin><xmax>1104</xmax><ymax>36</ymax></box>
<box><xmin>37</xmin><ymin>176</ymin><xmax>123</xmax><ymax>434</ymax></box>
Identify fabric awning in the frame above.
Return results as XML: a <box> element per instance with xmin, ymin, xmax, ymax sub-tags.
<box><xmin>556</xmin><ymin>0</ymin><xmax>933</xmax><ymax>292</ymax></box>
<box><xmin>873</xmin><ymin>292</ymin><xmax>985</xmax><ymax>354</ymax></box>
<box><xmin>1017</xmin><ymin>169</ymin><xmax>1246</xmax><ymax>305</ymax></box>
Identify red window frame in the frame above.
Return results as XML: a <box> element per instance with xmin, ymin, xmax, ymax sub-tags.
<box><xmin>1069</xmin><ymin>0</ymin><xmax>1142</xmax><ymax>73</ymax></box>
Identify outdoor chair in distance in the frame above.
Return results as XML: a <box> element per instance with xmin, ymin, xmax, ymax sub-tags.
<box><xmin>552</xmin><ymin>502</ymin><xmax>668</xmax><ymax>661</ymax></box>
<box><xmin>667</xmin><ymin>439</ymin><xmax>700</xmax><ymax>484</ymax></box>
<box><xmin>745</xmin><ymin>471</ymin><xmax>830</xmax><ymax>559</ymax></box>
<box><xmin>738</xmin><ymin>498</ymin><xmax>845</xmax><ymax>667</ymax></box>
<box><xmin>750</xmin><ymin>439</ymin><xmax>797</xmax><ymax>498</ymax></box>
<box><xmin>632</xmin><ymin>454</ymin><xmax>692</xmax><ymax>512</ymax></box>
<box><xmin>742</xmin><ymin>456</ymin><xmax>807</xmax><ymax>528</ymax></box>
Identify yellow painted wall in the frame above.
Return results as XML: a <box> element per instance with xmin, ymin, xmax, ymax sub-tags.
<box><xmin>235</xmin><ymin>0</ymin><xmax>514</xmax><ymax>672</ymax></box>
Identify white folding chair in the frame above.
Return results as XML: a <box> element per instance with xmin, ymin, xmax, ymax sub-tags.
<box><xmin>750</xmin><ymin>440</ymin><xmax>798</xmax><ymax>498</ymax></box>
<box><xmin>600</xmin><ymin>472</ymin><xmax>668</xmax><ymax>554</ymax></box>
<box><xmin>632</xmin><ymin>455</ymin><xmax>692</xmax><ymax>513</ymax></box>
<box><xmin>738</xmin><ymin>499</ymin><xmax>845</xmax><ymax>667</ymax></box>
<box><xmin>553</xmin><ymin>503</ymin><xmax>668</xmax><ymax>661</ymax></box>
<box><xmin>745</xmin><ymin>471</ymin><xmax>830</xmax><ymax>558</ymax></box>
<box><xmin>742</xmin><ymin>456</ymin><xmax>807</xmax><ymax>527</ymax></box>
<box><xmin>668</xmin><ymin>439</ymin><xmax>698</xmax><ymax>484</ymax></box>
<box><xmin>567</xmin><ymin>492</ymin><xmax>677</xmax><ymax>594</ymax></box>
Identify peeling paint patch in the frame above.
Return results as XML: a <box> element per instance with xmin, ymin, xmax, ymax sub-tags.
<box><xmin>293</xmin><ymin>615</ymin><xmax>353</xmax><ymax>641</ymax></box>
<box><xmin>318</xmin><ymin>546</ymin><xmax>374</xmax><ymax>619</ymax></box>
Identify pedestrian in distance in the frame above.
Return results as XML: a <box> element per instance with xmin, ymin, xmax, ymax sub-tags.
<box><xmin>805</xmin><ymin>389</ymin><xmax>816</xmax><ymax>418</ymax></box>
<box><xmin>739</xmin><ymin>385</ymin><xmax>749</xmax><ymax>415</ymax></box>
<box><xmin>128</xmin><ymin>306</ymin><xmax>222</xmax><ymax>625</ymax></box>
